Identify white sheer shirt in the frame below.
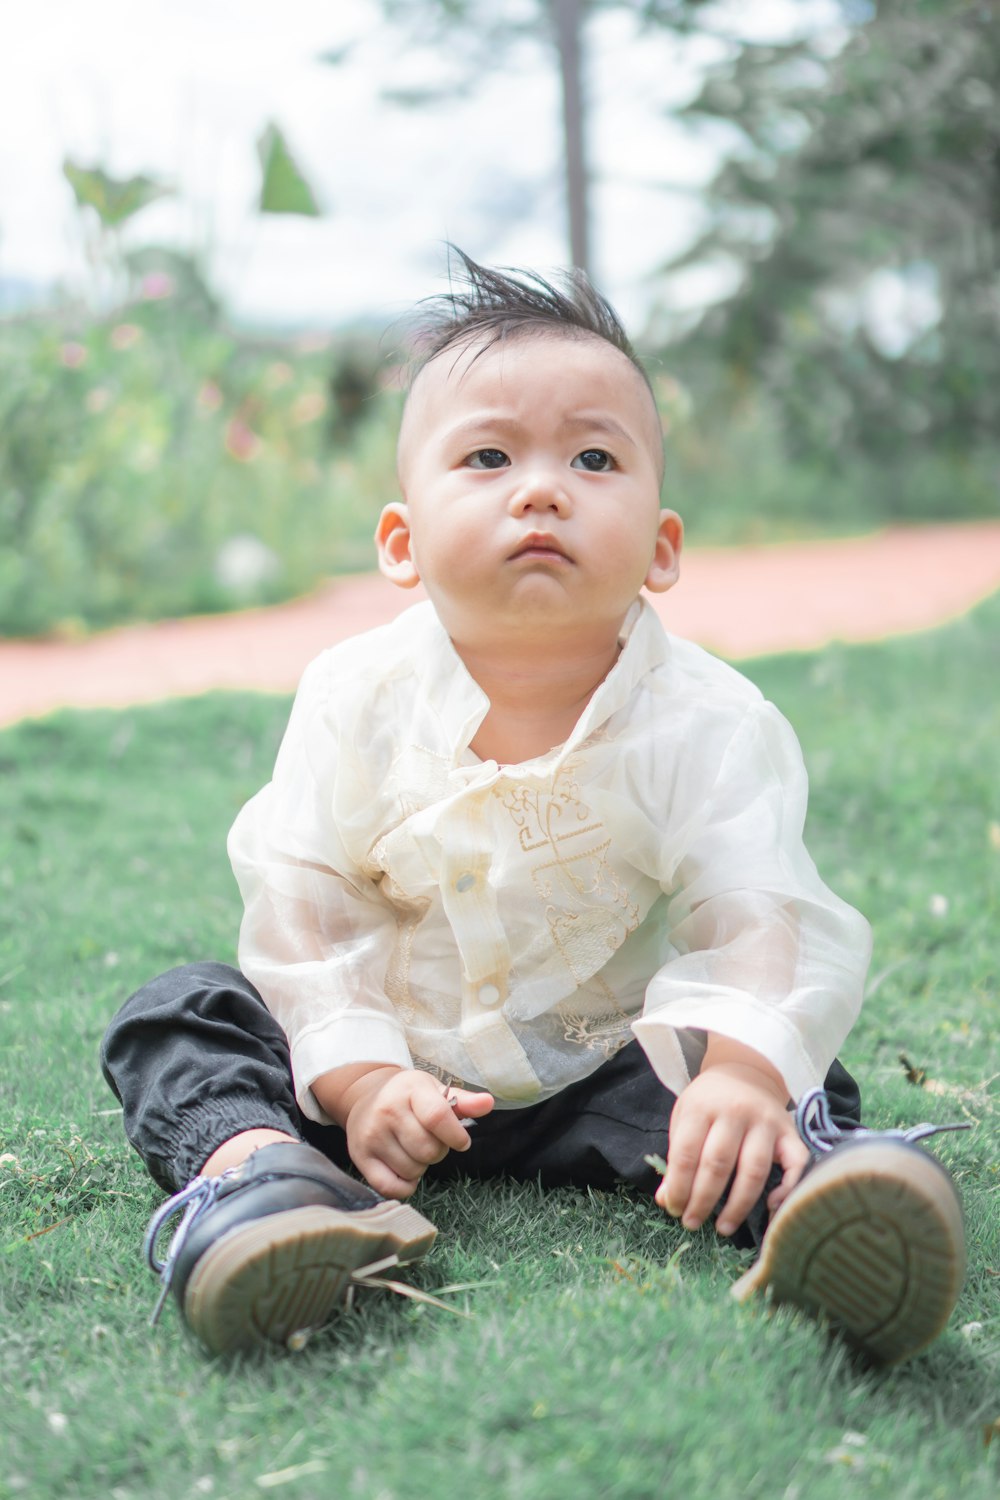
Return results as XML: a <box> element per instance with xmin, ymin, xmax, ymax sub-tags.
<box><xmin>228</xmin><ymin>597</ymin><xmax>871</xmax><ymax>1123</ymax></box>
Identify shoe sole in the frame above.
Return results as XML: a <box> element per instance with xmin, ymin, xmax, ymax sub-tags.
<box><xmin>183</xmin><ymin>1199</ymin><xmax>438</xmax><ymax>1355</ymax></box>
<box><xmin>730</xmin><ymin>1142</ymin><xmax>965</xmax><ymax>1365</ymax></box>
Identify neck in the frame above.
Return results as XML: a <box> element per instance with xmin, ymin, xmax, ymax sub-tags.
<box><xmin>454</xmin><ymin>628</ymin><xmax>624</xmax><ymax>765</ymax></box>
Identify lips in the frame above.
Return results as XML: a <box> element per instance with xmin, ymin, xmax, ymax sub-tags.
<box><xmin>508</xmin><ymin>532</ymin><xmax>571</xmax><ymax>563</ymax></box>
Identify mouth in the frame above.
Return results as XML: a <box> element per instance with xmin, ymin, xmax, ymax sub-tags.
<box><xmin>508</xmin><ymin>533</ymin><xmax>572</xmax><ymax>564</ymax></box>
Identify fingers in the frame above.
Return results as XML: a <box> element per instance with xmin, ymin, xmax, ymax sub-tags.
<box><xmin>766</xmin><ymin>1132</ymin><xmax>810</xmax><ymax>1214</ymax></box>
<box><xmin>358</xmin><ymin>1089</ymin><xmax>453</xmax><ymax>1191</ymax></box>
<box><xmin>655</xmin><ymin>1108</ymin><xmax>698</xmax><ymax>1220</ymax></box>
<box><xmin>658</xmin><ymin>1115</ymin><xmax>743</xmax><ymax>1231</ymax></box>
<box><xmin>411</xmin><ymin>1082</ymin><xmax>495</xmax><ymax>1140</ymax></box>
<box><xmin>359</xmin><ymin>1153</ymin><xmax>422</xmax><ymax>1200</ymax></box>
<box><xmin>715</xmin><ymin>1125</ymin><xmax>780</xmax><ymax>1235</ymax></box>
<box><xmin>378</xmin><ymin>1127</ymin><xmax>449</xmax><ymax>1186</ymax></box>
<box><xmin>653</xmin><ymin>1067</ymin><xmax>805</xmax><ymax>1237</ymax></box>
<box><xmin>410</xmin><ymin>1084</ymin><xmax>476</xmax><ymax>1154</ymax></box>
<box><xmin>451</xmin><ymin>1089</ymin><xmax>496</xmax><ymax>1120</ymax></box>
<box><xmin>348</xmin><ymin>1073</ymin><xmax>495</xmax><ymax>1200</ymax></box>
<box><xmin>657</xmin><ymin>1120</ymin><xmax>775</xmax><ymax>1235</ymax></box>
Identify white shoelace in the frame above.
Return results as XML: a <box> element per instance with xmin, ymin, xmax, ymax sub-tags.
<box><xmin>143</xmin><ymin>1174</ymin><xmax>229</xmax><ymax>1325</ymax></box>
<box><xmin>142</xmin><ymin>1170</ymin><xmax>466</xmax><ymax>1335</ymax></box>
<box><xmin>796</xmin><ymin>1087</ymin><xmax>971</xmax><ymax>1155</ymax></box>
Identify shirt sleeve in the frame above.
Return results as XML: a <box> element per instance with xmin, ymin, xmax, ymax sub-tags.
<box><xmin>632</xmin><ymin>699</ymin><xmax>871</xmax><ymax>1102</ymax></box>
<box><xmin>228</xmin><ymin>655</ymin><xmax>413</xmax><ymax>1123</ymax></box>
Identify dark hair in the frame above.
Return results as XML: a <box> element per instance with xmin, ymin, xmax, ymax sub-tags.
<box><xmin>408</xmin><ymin>244</ymin><xmax>653</xmax><ymax>394</ymax></box>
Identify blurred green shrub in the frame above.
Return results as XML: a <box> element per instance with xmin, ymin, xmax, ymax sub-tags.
<box><xmin>653</xmin><ymin>372</ymin><xmax>1000</xmax><ymax>546</ymax></box>
<box><xmin>2</xmin><ymin>277</ymin><xmax>992</xmax><ymax>639</ymax></box>
<box><xmin>0</xmin><ymin>281</ymin><xmax>399</xmax><ymax>637</ymax></box>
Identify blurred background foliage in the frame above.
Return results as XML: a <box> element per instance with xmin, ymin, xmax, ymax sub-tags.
<box><xmin>1</xmin><ymin>0</ymin><xmax>997</xmax><ymax>638</ymax></box>
<box><xmin>662</xmin><ymin>0</ymin><xmax>1000</xmax><ymax>513</ymax></box>
<box><xmin>0</xmin><ymin>279</ymin><xmax>398</xmax><ymax>636</ymax></box>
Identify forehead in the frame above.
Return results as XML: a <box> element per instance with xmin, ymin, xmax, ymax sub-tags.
<box><xmin>399</xmin><ymin>330</ymin><xmax>662</xmax><ymax>463</ymax></box>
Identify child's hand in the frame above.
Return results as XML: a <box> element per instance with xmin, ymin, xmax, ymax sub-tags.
<box><xmin>340</xmin><ymin>1067</ymin><xmax>494</xmax><ymax>1199</ymax></box>
<box><xmin>654</xmin><ymin>1037</ymin><xmax>809</xmax><ymax>1237</ymax></box>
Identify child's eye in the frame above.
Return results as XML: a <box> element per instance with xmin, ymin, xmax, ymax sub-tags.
<box><xmin>572</xmin><ymin>449</ymin><xmax>614</xmax><ymax>472</ymax></box>
<box><xmin>466</xmin><ymin>448</ymin><xmax>509</xmax><ymax>470</ymax></box>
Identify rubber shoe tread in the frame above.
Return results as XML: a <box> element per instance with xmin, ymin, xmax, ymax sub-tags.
<box><xmin>731</xmin><ymin>1140</ymin><xmax>965</xmax><ymax>1365</ymax></box>
<box><xmin>184</xmin><ymin>1197</ymin><xmax>437</xmax><ymax>1355</ymax></box>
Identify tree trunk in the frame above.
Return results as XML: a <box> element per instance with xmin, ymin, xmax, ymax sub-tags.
<box><xmin>552</xmin><ymin>0</ymin><xmax>590</xmax><ymax>275</ymax></box>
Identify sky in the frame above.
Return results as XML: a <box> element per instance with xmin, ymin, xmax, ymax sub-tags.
<box><xmin>0</xmin><ymin>0</ymin><xmax>837</xmax><ymax>331</ymax></box>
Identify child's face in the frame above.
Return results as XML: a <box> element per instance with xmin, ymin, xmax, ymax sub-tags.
<box><xmin>377</xmin><ymin>332</ymin><xmax>682</xmax><ymax>646</ymax></box>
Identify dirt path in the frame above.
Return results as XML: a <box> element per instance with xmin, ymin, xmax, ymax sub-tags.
<box><xmin>2</xmin><ymin>521</ymin><xmax>999</xmax><ymax>729</ymax></box>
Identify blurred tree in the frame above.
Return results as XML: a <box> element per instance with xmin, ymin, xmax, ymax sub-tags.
<box><xmin>372</xmin><ymin>0</ymin><xmax>715</xmax><ymax>275</ymax></box>
<box><xmin>326</xmin><ymin>342</ymin><xmax>384</xmax><ymax>444</ymax></box>
<box><xmin>663</xmin><ymin>0</ymin><xmax>1000</xmax><ymax>472</ymax></box>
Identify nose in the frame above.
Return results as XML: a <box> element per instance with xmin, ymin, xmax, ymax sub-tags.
<box><xmin>508</xmin><ymin>465</ymin><xmax>572</xmax><ymax>518</ymax></box>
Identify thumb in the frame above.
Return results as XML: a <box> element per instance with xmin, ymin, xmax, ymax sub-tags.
<box><xmin>767</xmin><ymin>1133</ymin><xmax>810</xmax><ymax>1212</ymax></box>
<box><xmin>451</xmin><ymin>1089</ymin><xmax>495</xmax><ymax>1119</ymax></box>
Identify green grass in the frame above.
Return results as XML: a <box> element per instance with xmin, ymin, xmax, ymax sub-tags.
<box><xmin>1</xmin><ymin>599</ymin><xmax>998</xmax><ymax>1499</ymax></box>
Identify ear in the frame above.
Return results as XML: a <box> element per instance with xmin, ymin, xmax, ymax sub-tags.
<box><xmin>375</xmin><ymin>503</ymin><xmax>421</xmax><ymax>589</ymax></box>
<box><xmin>644</xmin><ymin>509</ymin><xmax>683</xmax><ymax>595</ymax></box>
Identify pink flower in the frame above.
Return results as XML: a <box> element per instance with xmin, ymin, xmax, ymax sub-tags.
<box><xmin>265</xmin><ymin>361</ymin><xmax>294</xmax><ymax>390</ymax></box>
<box><xmin>290</xmin><ymin>390</ymin><xmax>327</xmax><ymax>426</ymax></box>
<box><xmin>197</xmin><ymin>381</ymin><xmax>223</xmax><ymax>413</ymax></box>
<box><xmin>224</xmin><ymin>418</ymin><xmax>262</xmax><ymax>463</ymax></box>
<box><xmin>86</xmin><ymin>386</ymin><xmax>112</xmax><ymax>414</ymax></box>
<box><xmin>110</xmin><ymin>323</ymin><xmax>143</xmax><ymax>351</ymax></box>
<box><xmin>60</xmin><ymin>342</ymin><xmax>87</xmax><ymax>369</ymax></box>
<box><xmin>140</xmin><ymin>272</ymin><xmax>175</xmax><ymax>301</ymax></box>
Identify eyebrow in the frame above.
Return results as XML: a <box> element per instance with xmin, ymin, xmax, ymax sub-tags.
<box><xmin>440</xmin><ymin>412</ymin><xmax>639</xmax><ymax>450</ymax></box>
<box><xmin>557</xmin><ymin>413</ymin><xmax>638</xmax><ymax>450</ymax></box>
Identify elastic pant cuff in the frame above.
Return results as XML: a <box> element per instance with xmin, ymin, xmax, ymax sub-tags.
<box><xmin>147</xmin><ymin>1092</ymin><xmax>302</xmax><ymax>1191</ymax></box>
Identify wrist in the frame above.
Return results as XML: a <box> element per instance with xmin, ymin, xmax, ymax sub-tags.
<box><xmin>312</xmin><ymin>1063</ymin><xmax>402</xmax><ymax>1127</ymax></box>
<box><xmin>701</xmin><ymin>1034</ymin><xmax>790</xmax><ymax>1103</ymax></box>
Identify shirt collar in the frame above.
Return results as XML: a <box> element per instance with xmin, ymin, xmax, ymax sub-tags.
<box><xmin>404</xmin><ymin>596</ymin><xmax>670</xmax><ymax>769</ymax></box>
<box><xmin>562</xmin><ymin>596</ymin><xmax>669</xmax><ymax>755</ymax></box>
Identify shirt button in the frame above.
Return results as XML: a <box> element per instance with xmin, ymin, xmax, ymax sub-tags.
<box><xmin>455</xmin><ymin>872</ymin><xmax>476</xmax><ymax>893</ymax></box>
<box><xmin>478</xmin><ymin>983</ymin><xmax>501</xmax><ymax>1007</ymax></box>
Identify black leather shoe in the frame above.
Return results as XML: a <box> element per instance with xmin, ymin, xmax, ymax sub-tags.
<box><xmin>144</xmin><ymin>1142</ymin><xmax>438</xmax><ymax>1355</ymax></box>
<box><xmin>731</xmin><ymin>1090</ymin><xmax>969</xmax><ymax>1365</ymax></box>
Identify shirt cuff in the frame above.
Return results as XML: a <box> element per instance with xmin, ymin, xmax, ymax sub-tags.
<box><xmin>632</xmin><ymin>991</ymin><xmax>823</xmax><ymax>1104</ymax></box>
<box><xmin>290</xmin><ymin>1014</ymin><xmax>414</xmax><ymax>1124</ymax></box>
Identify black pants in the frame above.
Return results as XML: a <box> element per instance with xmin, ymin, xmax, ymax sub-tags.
<box><xmin>100</xmin><ymin>961</ymin><xmax>861</xmax><ymax>1251</ymax></box>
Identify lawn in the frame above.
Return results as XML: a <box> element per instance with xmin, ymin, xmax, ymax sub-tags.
<box><xmin>0</xmin><ymin>597</ymin><xmax>997</xmax><ymax>1499</ymax></box>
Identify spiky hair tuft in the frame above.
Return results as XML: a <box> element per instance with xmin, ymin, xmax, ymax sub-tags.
<box><xmin>408</xmin><ymin>244</ymin><xmax>651</xmax><ymax>391</ymax></box>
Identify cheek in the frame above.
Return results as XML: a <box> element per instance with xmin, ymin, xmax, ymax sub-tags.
<box><xmin>594</xmin><ymin>511</ymin><xmax>659</xmax><ymax>568</ymax></box>
<box><xmin>412</xmin><ymin>517</ymin><xmax>485</xmax><ymax>583</ymax></box>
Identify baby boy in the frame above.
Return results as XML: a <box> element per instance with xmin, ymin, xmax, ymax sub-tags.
<box><xmin>102</xmin><ymin>250</ymin><xmax>966</xmax><ymax>1361</ymax></box>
